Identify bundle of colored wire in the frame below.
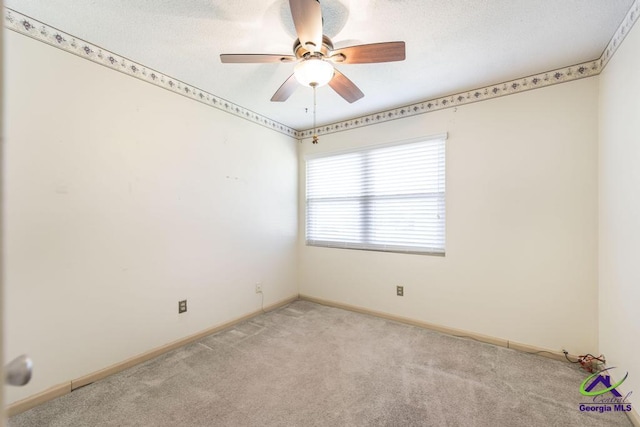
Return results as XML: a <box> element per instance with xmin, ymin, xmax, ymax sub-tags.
<box><xmin>564</xmin><ymin>352</ymin><xmax>606</xmax><ymax>373</ymax></box>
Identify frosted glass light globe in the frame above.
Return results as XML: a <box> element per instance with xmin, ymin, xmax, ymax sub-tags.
<box><xmin>294</xmin><ymin>59</ymin><xmax>334</xmax><ymax>87</ymax></box>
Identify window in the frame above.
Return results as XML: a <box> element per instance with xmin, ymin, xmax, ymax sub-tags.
<box><xmin>305</xmin><ymin>134</ymin><xmax>446</xmax><ymax>255</ymax></box>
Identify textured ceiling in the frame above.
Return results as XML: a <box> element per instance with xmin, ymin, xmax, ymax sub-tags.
<box><xmin>5</xmin><ymin>0</ymin><xmax>635</xmax><ymax>130</ymax></box>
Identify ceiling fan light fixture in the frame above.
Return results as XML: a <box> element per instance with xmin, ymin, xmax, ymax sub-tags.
<box><xmin>294</xmin><ymin>58</ymin><xmax>334</xmax><ymax>87</ymax></box>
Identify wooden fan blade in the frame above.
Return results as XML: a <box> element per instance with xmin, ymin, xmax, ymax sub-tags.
<box><xmin>271</xmin><ymin>74</ymin><xmax>299</xmax><ymax>102</ymax></box>
<box><xmin>328</xmin><ymin>69</ymin><xmax>364</xmax><ymax>103</ymax></box>
<box><xmin>220</xmin><ymin>54</ymin><xmax>296</xmax><ymax>63</ymax></box>
<box><xmin>330</xmin><ymin>41</ymin><xmax>406</xmax><ymax>64</ymax></box>
<box><xmin>289</xmin><ymin>0</ymin><xmax>323</xmax><ymax>53</ymax></box>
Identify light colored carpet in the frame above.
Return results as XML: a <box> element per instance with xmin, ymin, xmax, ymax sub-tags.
<box><xmin>8</xmin><ymin>300</ymin><xmax>633</xmax><ymax>426</ymax></box>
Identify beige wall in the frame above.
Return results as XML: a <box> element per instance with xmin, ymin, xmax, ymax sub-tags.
<box><xmin>599</xmin><ymin>18</ymin><xmax>640</xmax><ymax>410</ymax></box>
<box><xmin>3</xmin><ymin>31</ymin><xmax>298</xmax><ymax>404</ymax></box>
<box><xmin>299</xmin><ymin>77</ymin><xmax>600</xmax><ymax>353</ymax></box>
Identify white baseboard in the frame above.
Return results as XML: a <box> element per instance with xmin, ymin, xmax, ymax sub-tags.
<box><xmin>300</xmin><ymin>294</ymin><xmax>640</xmax><ymax>424</ymax></box>
<box><xmin>10</xmin><ymin>294</ymin><xmax>639</xmax><ymax>426</ymax></box>
<box><xmin>5</xmin><ymin>382</ymin><xmax>71</xmax><ymax>418</ymax></box>
<box><xmin>628</xmin><ymin>406</ymin><xmax>640</xmax><ymax>427</ymax></box>
<box><xmin>6</xmin><ymin>294</ymin><xmax>298</xmax><ymax>417</ymax></box>
<box><xmin>299</xmin><ymin>294</ymin><xmax>574</xmax><ymax>361</ymax></box>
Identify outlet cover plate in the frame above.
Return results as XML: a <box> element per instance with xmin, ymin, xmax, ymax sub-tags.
<box><xmin>178</xmin><ymin>300</ymin><xmax>187</xmax><ymax>313</ymax></box>
<box><xmin>396</xmin><ymin>286</ymin><xmax>404</xmax><ymax>296</ymax></box>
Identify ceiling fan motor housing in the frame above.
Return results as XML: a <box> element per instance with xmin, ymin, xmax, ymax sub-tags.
<box><xmin>293</xmin><ymin>35</ymin><xmax>335</xmax><ymax>60</ymax></box>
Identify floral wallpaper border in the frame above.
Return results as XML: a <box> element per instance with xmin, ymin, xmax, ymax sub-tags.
<box><xmin>298</xmin><ymin>59</ymin><xmax>602</xmax><ymax>138</ymax></box>
<box><xmin>300</xmin><ymin>0</ymin><xmax>639</xmax><ymax>139</ymax></box>
<box><xmin>600</xmin><ymin>0</ymin><xmax>640</xmax><ymax>69</ymax></box>
<box><xmin>4</xmin><ymin>0</ymin><xmax>639</xmax><ymax>141</ymax></box>
<box><xmin>3</xmin><ymin>8</ymin><xmax>298</xmax><ymax>138</ymax></box>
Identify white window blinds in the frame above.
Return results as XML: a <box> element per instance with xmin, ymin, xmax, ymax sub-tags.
<box><xmin>305</xmin><ymin>135</ymin><xmax>446</xmax><ymax>255</ymax></box>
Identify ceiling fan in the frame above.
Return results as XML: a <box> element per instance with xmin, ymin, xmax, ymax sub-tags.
<box><xmin>220</xmin><ymin>0</ymin><xmax>406</xmax><ymax>104</ymax></box>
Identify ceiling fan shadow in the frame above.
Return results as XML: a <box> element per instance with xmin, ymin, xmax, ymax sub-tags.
<box><xmin>271</xmin><ymin>0</ymin><xmax>350</xmax><ymax>40</ymax></box>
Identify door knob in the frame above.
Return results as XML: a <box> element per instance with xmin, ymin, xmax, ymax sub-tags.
<box><xmin>5</xmin><ymin>354</ymin><xmax>32</xmax><ymax>386</ymax></box>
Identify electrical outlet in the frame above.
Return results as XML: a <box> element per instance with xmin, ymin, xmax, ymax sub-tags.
<box><xmin>396</xmin><ymin>286</ymin><xmax>404</xmax><ymax>296</ymax></box>
<box><xmin>178</xmin><ymin>300</ymin><xmax>187</xmax><ymax>314</ymax></box>
<box><xmin>255</xmin><ymin>283</ymin><xmax>263</xmax><ymax>294</ymax></box>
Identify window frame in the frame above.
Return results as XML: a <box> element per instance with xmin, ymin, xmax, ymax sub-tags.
<box><xmin>304</xmin><ymin>133</ymin><xmax>447</xmax><ymax>256</ymax></box>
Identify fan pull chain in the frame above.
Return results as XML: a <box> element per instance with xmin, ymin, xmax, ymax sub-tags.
<box><xmin>312</xmin><ymin>83</ymin><xmax>319</xmax><ymax>144</ymax></box>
